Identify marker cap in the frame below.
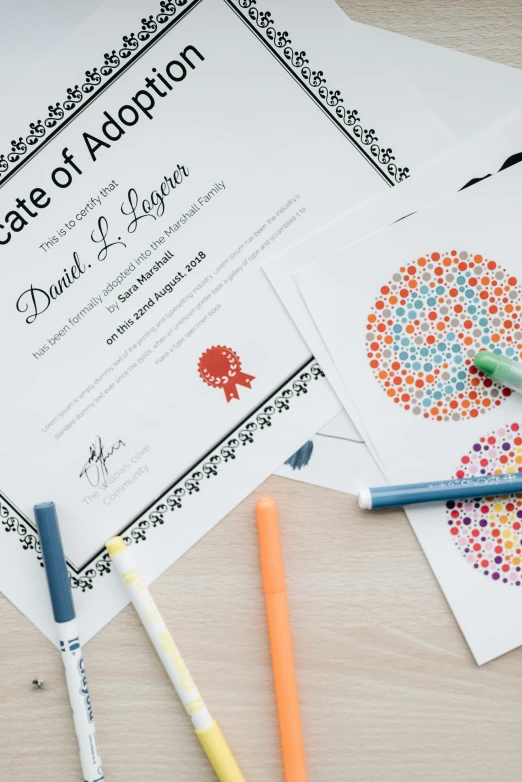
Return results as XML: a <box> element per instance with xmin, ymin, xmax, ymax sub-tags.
<box><xmin>34</xmin><ymin>502</ymin><xmax>75</xmax><ymax>623</ymax></box>
<box><xmin>358</xmin><ymin>488</ymin><xmax>372</xmax><ymax>509</ymax></box>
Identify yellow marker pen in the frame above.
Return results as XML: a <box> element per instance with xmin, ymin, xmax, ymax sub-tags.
<box><xmin>106</xmin><ymin>536</ymin><xmax>245</xmax><ymax>782</ymax></box>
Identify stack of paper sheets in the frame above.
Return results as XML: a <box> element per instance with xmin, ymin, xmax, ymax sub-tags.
<box><xmin>2</xmin><ymin>0</ymin><xmax>522</xmax><ymax>664</ymax></box>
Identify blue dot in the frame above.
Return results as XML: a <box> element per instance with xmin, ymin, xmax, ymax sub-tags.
<box><xmin>479</xmin><ymin>318</ymin><xmax>488</xmax><ymax>327</ymax></box>
<box><xmin>401</xmin><ymin>337</ymin><xmax>410</xmax><ymax>346</ymax></box>
<box><xmin>408</xmin><ymin>311</ymin><xmax>417</xmax><ymax>320</ymax></box>
<box><xmin>422</xmin><ymin>398</ymin><xmax>431</xmax><ymax>407</ymax></box>
<box><xmin>451</xmin><ymin>343</ymin><xmax>461</xmax><ymax>353</ymax></box>
<box><xmin>424</xmin><ymin>363</ymin><xmax>433</xmax><ymax>371</ymax></box>
<box><xmin>447</xmin><ymin>332</ymin><xmax>456</xmax><ymax>342</ymax></box>
<box><xmin>506</xmin><ymin>347</ymin><xmax>515</xmax><ymax>357</ymax></box>
<box><xmin>420</xmin><ymin>285</ymin><xmax>429</xmax><ymax>294</ymax></box>
<box><xmin>434</xmin><ymin>391</ymin><xmax>442</xmax><ymax>400</ymax></box>
<box><xmin>465</xmin><ymin>289</ymin><xmax>474</xmax><ymax>299</ymax></box>
<box><xmin>456</xmin><ymin>382</ymin><xmax>465</xmax><ymax>391</ymax></box>
<box><xmin>468</xmin><ymin>305</ymin><xmax>476</xmax><ymax>314</ymax></box>
<box><xmin>457</xmin><ymin>370</ymin><xmax>466</xmax><ymax>380</ymax></box>
<box><xmin>412</xmin><ymin>362</ymin><xmax>421</xmax><ymax>371</ymax></box>
<box><xmin>436</xmin><ymin>286</ymin><xmax>445</xmax><ymax>295</ymax></box>
<box><xmin>445</xmin><ymin>386</ymin><xmax>453</xmax><ymax>394</ymax></box>
<box><xmin>454</xmin><ymin>355</ymin><xmax>463</xmax><ymax>365</ymax></box>
<box><xmin>420</xmin><ymin>348</ymin><xmax>429</xmax><ymax>357</ymax></box>
<box><xmin>396</xmin><ymin>307</ymin><xmax>405</xmax><ymax>316</ymax></box>
<box><xmin>438</xmin><ymin>343</ymin><xmax>446</xmax><ymax>351</ymax></box>
<box><xmin>399</xmin><ymin>352</ymin><xmax>408</xmax><ymax>361</ymax></box>
<box><xmin>434</xmin><ymin>354</ymin><xmax>443</xmax><ymax>364</ymax></box>
<box><xmin>414</xmin><ymin>300</ymin><xmax>423</xmax><ymax>309</ymax></box>
<box><xmin>427</xmin><ymin>297</ymin><xmax>436</xmax><ymax>306</ymax></box>
<box><xmin>481</xmin><ymin>336</ymin><xmax>490</xmax><ymax>345</ymax></box>
<box><xmin>393</xmin><ymin>324</ymin><xmax>402</xmax><ymax>333</ymax></box>
<box><xmin>457</xmin><ymin>276</ymin><xmax>465</xmax><ymax>285</ymax></box>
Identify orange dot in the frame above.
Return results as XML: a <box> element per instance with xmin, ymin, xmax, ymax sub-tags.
<box><xmin>481</xmin><ymin>277</ymin><xmax>490</xmax><ymax>286</ymax></box>
<box><xmin>379</xmin><ymin>371</ymin><xmax>387</xmax><ymax>379</ymax></box>
<box><xmin>443</xmin><ymin>257</ymin><xmax>452</xmax><ymax>267</ymax></box>
<box><xmin>436</xmin><ymin>322</ymin><xmax>445</xmax><ymax>331</ymax></box>
<box><xmin>368</xmin><ymin>314</ymin><xmax>376</xmax><ymax>323</ymax></box>
<box><xmin>387</xmin><ymin>388</ymin><xmax>396</xmax><ymax>397</ymax></box>
<box><xmin>430</xmin><ymin>407</ymin><xmax>439</xmax><ymax>416</ymax></box>
<box><xmin>426</xmin><ymin>374</ymin><xmax>435</xmax><ymax>384</ymax></box>
<box><xmin>408</xmin><ymin>279</ymin><xmax>417</xmax><ymax>288</ymax></box>
<box><xmin>389</xmin><ymin>296</ymin><xmax>398</xmax><ymax>305</ymax></box>
<box><xmin>464</xmin><ymin>337</ymin><xmax>473</xmax><ymax>346</ymax></box>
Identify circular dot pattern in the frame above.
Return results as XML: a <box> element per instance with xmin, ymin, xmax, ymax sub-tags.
<box><xmin>447</xmin><ymin>423</ymin><xmax>522</xmax><ymax>586</ymax></box>
<box><xmin>366</xmin><ymin>251</ymin><xmax>522</xmax><ymax>421</ymax></box>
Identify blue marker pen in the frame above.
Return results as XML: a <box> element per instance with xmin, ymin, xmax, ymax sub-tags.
<box><xmin>34</xmin><ymin>502</ymin><xmax>104</xmax><ymax>782</ymax></box>
<box><xmin>358</xmin><ymin>472</ymin><xmax>522</xmax><ymax>509</ymax></box>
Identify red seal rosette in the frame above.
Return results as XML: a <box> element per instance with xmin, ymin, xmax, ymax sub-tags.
<box><xmin>198</xmin><ymin>345</ymin><xmax>255</xmax><ymax>402</ymax></box>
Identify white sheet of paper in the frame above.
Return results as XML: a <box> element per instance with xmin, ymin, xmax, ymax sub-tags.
<box><xmin>274</xmin><ymin>410</ymin><xmax>385</xmax><ymax>494</ymax></box>
<box><xmin>296</xmin><ymin>162</ymin><xmax>522</xmax><ymax>664</ymax></box>
<box><xmin>358</xmin><ymin>23</ymin><xmax>522</xmax><ymax>141</ymax></box>
<box><xmin>0</xmin><ymin>0</ymin><xmax>453</xmax><ymax>644</ymax></box>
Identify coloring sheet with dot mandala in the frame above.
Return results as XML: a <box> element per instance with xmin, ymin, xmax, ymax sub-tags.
<box><xmin>296</xmin><ymin>164</ymin><xmax>522</xmax><ymax>664</ymax></box>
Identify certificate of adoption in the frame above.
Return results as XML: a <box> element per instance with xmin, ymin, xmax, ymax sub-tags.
<box><xmin>0</xmin><ymin>0</ymin><xmax>452</xmax><ymax>643</ymax></box>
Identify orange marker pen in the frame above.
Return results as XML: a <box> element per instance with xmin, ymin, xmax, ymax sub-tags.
<box><xmin>255</xmin><ymin>497</ymin><xmax>307</xmax><ymax>782</ymax></box>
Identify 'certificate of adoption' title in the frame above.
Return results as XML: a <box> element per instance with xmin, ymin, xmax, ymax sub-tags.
<box><xmin>0</xmin><ymin>0</ymin><xmax>453</xmax><ymax>643</ymax></box>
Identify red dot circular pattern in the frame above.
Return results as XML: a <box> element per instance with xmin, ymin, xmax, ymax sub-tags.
<box><xmin>366</xmin><ymin>251</ymin><xmax>522</xmax><ymax>421</ymax></box>
<box><xmin>447</xmin><ymin>423</ymin><xmax>522</xmax><ymax>586</ymax></box>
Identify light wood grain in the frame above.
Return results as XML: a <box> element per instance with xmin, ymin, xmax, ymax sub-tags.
<box><xmin>3</xmin><ymin>3</ymin><xmax>522</xmax><ymax>781</ymax></box>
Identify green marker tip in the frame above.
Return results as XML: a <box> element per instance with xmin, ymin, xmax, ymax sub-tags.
<box><xmin>473</xmin><ymin>350</ymin><xmax>499</xmax><ymax>376</ymax></box>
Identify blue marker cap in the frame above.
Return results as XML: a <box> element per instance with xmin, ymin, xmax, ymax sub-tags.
<box><xmin>34</xmin><ymin>502</ymin><xmax>75</xmax><ymax>623</ymax></box>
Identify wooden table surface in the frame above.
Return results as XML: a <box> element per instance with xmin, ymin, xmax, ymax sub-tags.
<box><xmin>3</xmin><ymin>2</ymin><xmax>522</xmax><ymax>780</ymax></box>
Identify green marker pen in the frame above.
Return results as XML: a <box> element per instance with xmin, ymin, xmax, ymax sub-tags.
<box><xmin>474</xmin><ymin>351</ymin><xmax>522</xmax><ymax>394</ymax></box>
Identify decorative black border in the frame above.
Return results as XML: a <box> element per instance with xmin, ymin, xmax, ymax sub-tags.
<box><xmin>0</xmin><ymin>0</ymin><xmax>411</xmax><ymax>588</ymax></box>
<box><xmin>1</xmin><ymin>360</ymin><xmax>325</xmax><ymax>590</ymax></box>
<box><xmin>0</xmin><ymin>0</ymin><xmax>409</xmax><ymax>188</ymax></box>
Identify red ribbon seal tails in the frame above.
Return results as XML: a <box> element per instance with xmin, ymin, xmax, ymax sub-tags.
<box><xmin>198</xmin><ymin>346</ymin><xmax>255</xmax><ymax>402</ymax></box>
